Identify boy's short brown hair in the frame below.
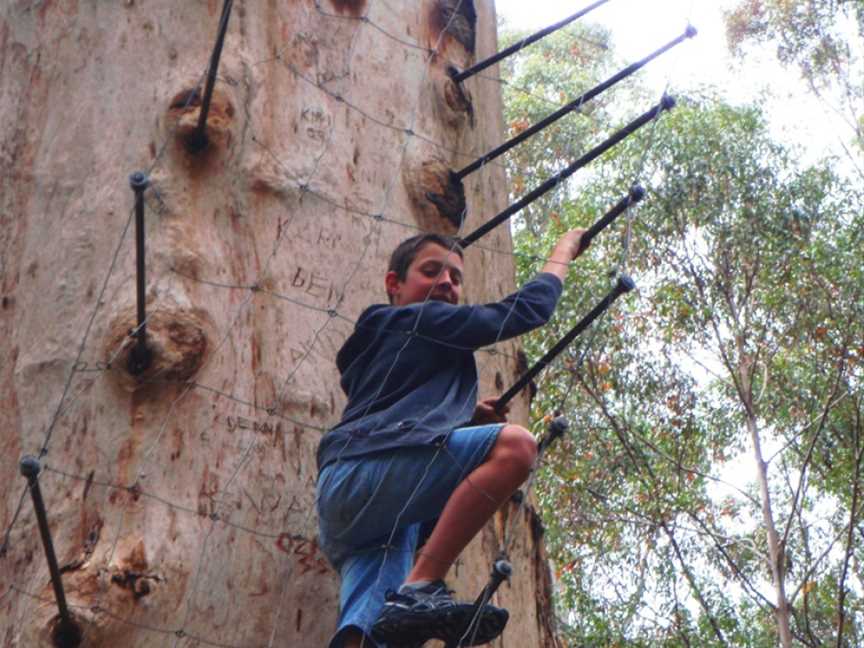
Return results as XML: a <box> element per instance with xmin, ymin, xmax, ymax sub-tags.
<box><xmin>387</xmin><ymin>234</ymin><xmax>464</xmax><ymax>281</ymax></box>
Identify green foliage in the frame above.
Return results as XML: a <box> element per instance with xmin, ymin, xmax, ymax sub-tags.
<box><xmin>498</xmin><ymin>24</ymin><xmax>627</xmax><ymax>239</ymax></box>
<box><xmin>725</xmin><ymin>0</ymin><xmax>863</xmax><ymax>80</ymax></box>
<box><xmin>725</xmin><ymin>0</ymin><xmax>864</xmax><ymax>155</ymax></box>
<box><xmin>500</xmin><ymin>20</ymin><xmax>864</xmax><ymax>647</ymax></box>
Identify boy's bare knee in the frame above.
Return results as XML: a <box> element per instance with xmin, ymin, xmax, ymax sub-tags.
<box><xmin>493</xmin><ymin>425</ymin><xmax>537</xmax><ymax>476</ymax></box>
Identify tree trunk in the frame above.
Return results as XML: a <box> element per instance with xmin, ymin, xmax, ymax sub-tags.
<box><xmin>0</xmin><ymin>1</ymin><xmax>559</xmax><ymax>646</ymax></box>
<box><xmin>745</xmin><ymin>414</ymin><xmax>794</xmax><ymax>648</ymax></box>
<box><xmin>730</xmin><ymin>311</ymin><xmax>793</xmax><ymax>647</ymax></box>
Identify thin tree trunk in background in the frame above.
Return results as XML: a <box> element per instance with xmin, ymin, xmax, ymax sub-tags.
<box><xmin>746</xmin><ymin>413</ymin><xmax>794</xmax><ymax>648</ymax></box>
<box><xmin>0</xmin><ymin>2</ymin><xmax>558</xmax><ymax>646</ymax></box>
<box><xmin>836</xmin><ymin>398</ymin><xmax>863</xmax><ymax>648</ymax></box>
<box><xmin>709</xmin><ymin>278</ymin><xmax>795</xmax><ymax>647</ymax></box>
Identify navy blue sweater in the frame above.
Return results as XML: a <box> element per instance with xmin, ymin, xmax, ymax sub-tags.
<box><xmin>316</xmin><ymin>273</ymin><xmax>563</xmax><ymax>471</ymax></box>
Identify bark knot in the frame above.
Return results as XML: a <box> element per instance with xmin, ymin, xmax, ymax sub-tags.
<box><xmin>402</xmin><ymin>156</ymin><xmax>466</xmax><ymax>231</ymax></box>
<box><xmin>429</xmin><ymin>0</ymin><xmax>477</xmax><ymax>54</ymax></box>
<box><xmin>104</xmin><ymin>303</ymin><xmax>210</xmax><ymax>391</ymax></box>
<box><xmin>167</xmin><ymin>85</ymin><xmax>236</xmax><ymax>160</ymax></box>
<box><xmin>328</xmin><ymin>0</ymin><xmax>367</xmax><ymax>16</ymax></box>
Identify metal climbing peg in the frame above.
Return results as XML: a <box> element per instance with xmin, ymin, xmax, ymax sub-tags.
<box><xmin>448</xmin><ymin>0</ymin><xmax>610</xmax><ymax>84</ymax></box>
<box><xmin>188</xmin><ymin>0</ymin><xmax>235</xmax><ymax>152</ymax></box>
<box><xmin>20</xmin><ymin>456</ymin><xmax>82</xmax><ymax>647</ymax></box>
<box><xmin>578</xmin><ymin>185</ymin><xmax>645</xmax><ymax>254</ymax></box>
<box><xmin>495</xmin><ymin>274</ymin><xmax>637</xmax><ymax>413</ymax></box>
<box><xmin>460</xmin><ymin>97</ymin><xmax>676</xmax><ymax>247</ymax></box>
<box><xmin>453</xmin><ymin>26</ymin><xmax>695</xmax><ymax>182</ymax></box>
<box><xmin>451</xmin><ymin>558</ymin><xmax>513</xmax><ymax>648</ymax></box>
<box><xmin>538</xmin><ymin>416</ymin><xmax>570</xmax><ymax>455</ymax></box>
<box><xmin>481</xmin><ymin>558</ymin><xmax>513</xmax><ymax>603</ymax></box>
<box><xmin>129</xmin><ymin>171</ymin><xmax>153</xmax><ymax>375</ymax></box>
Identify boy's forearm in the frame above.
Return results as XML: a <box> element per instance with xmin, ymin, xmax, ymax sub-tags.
<box><xmin>540</xmin><ymin>246</ymin><xmax>573</xmax><ymax>283</ymax></box>
<box><xmin>540</xmin><ymin>229</ymin><xmax>586</xmax><ymax>283</ymax></box>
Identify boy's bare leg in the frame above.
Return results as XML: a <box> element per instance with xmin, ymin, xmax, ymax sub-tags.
<box><xmin>405</xmin><ymin>424</ymin><xmax>537</xmax><ymax>584</ymax></box>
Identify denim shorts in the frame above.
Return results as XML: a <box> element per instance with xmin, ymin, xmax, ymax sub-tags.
<box><xmin>316</xmin><ymin>424</ymin><xmax>503</xmax><ymax>648</ymax></box>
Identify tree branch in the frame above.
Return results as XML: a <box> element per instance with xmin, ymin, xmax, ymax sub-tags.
<box><xmin>835</xmin><ymin>397</ymin><xmax>863</xmax><ymax>648</ymax></box>
<box><xmin>781</xmin><ymin>363</ymin><xmax>847</xmax><ymax>547</ymax></box>
<box><xmin>662</xmin><ymin>522</ymin><xmax>729</xmax><ymax>646</ymax></box>
<box><xmin>685</xmin><ymin>510</ymin><xmax>776</xmax><ymax>610</ymax></box>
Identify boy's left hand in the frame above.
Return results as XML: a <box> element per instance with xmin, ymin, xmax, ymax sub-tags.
<box><xmin>471</xmin><ymin>397</ymin><xmax>509</xmax><ymax>424</ymax></box>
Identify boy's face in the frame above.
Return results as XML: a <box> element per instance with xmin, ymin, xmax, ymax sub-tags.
<box><xmin>385</xmin><ymin>243</ymin><xmax>464</xmax><ymax>306</ymax></box>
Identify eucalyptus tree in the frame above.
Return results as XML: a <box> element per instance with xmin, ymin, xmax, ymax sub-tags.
<box><xmin>0</xmin><ymin>3</ymin><xmax>557</xmax><ymax>646</ymax></box>
<box><xmin>501</xmin><ymin>24</ymin><xmax>864</xmax><ymax>647</ymax></box>
<box><xmin>726</xmin><ymin>0</ymin><xmax>864</xmax><ymax>171</ymax></box>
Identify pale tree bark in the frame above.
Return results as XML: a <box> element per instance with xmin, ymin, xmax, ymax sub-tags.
<box><xmin>735</xmin><ymin>340</ymin><xmax>793</xmax><ymax>647</ymax></box>
<box><xmin>691</xmin><ymin>245</ymin><xmax>795</xmax><ymax>647</ymax></box>
<box><xmin>745</xmin><ymin>415</ymin><xmax>794</xmax><ymax>648</ymax></box>
<box><xmin>0</xmin><ymin>2</ymin><xmax>560</xmax><ymax>646</ymax></box>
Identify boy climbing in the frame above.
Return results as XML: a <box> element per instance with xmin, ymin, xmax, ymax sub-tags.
<box><xmin>316</xmin><ymin>229</ymin><xmax>587</xmax><ymax>647</ymax></box>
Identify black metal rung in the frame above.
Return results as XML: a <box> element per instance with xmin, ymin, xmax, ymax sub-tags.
<box><xmin>129</xmin><ymin>172</ymin><xmax>152</xmax><ymax>375</ymax></box>
<box><xmin>190</xmin><ymin>0</ymin><xmax>234</xmax><ymax>151</ymax></box>
<box><xmin>460</xmin><ymin>95</ymin><xmax>675</xmax><ymax>247</ymax></box>
<box><xmin>495</xmin><ymin>275</ymin><xmax>636</xmax><ymax>413</ymax></box>
<box><xmin>578</xmin><ymin>184</ymin><xmax>646</xmax><ymax>253</ymax></box>
<box><xmin>454</xmin><ymin>27</ymin><xmax>695</xmax><ymax>181</ymax></box>
<box><xmin>538</xmin><ymin>416</ymin><xmax>570</xmax><ymax>455</ymax></box>
<box><xmin>449</xmin><ymin>0</ymin><xmax>610</xmax><ymax>84</ymax></box>
<box><xmin>449</xmin><ymin>558</ymin><xmax>513</xmax><ymax>648</ymax></box>
<box><xmin>20</xmin><ymin>457</ymin><xmax>82</xmax><ymax>646</ymax></box>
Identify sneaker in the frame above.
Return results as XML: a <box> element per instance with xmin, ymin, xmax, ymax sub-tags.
<box><xmin>371</xmin><ymin>580</ymin><xmax>509</xmax><ymax>647</ymax></box>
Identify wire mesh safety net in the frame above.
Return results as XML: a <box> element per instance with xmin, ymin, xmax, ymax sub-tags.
<box><xmin>0</xmin><ymin>1</ymin><xmax>696</xmax><ymax>646</ymax></box>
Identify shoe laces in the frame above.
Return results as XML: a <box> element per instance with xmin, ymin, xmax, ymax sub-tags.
<box><xmin>420</xmin><ymin>581</ymin><xmax>454</xmax><ymax>597</ymax></box>
<box><xmin>383</xmin><ymin>588</ymin><xmax>417</xmax><ymax>605</ymax></box>
<box><xmin>386</xmin><ymin>580</ymin><xmax>456</xmax><ymax>606</ymax></box>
